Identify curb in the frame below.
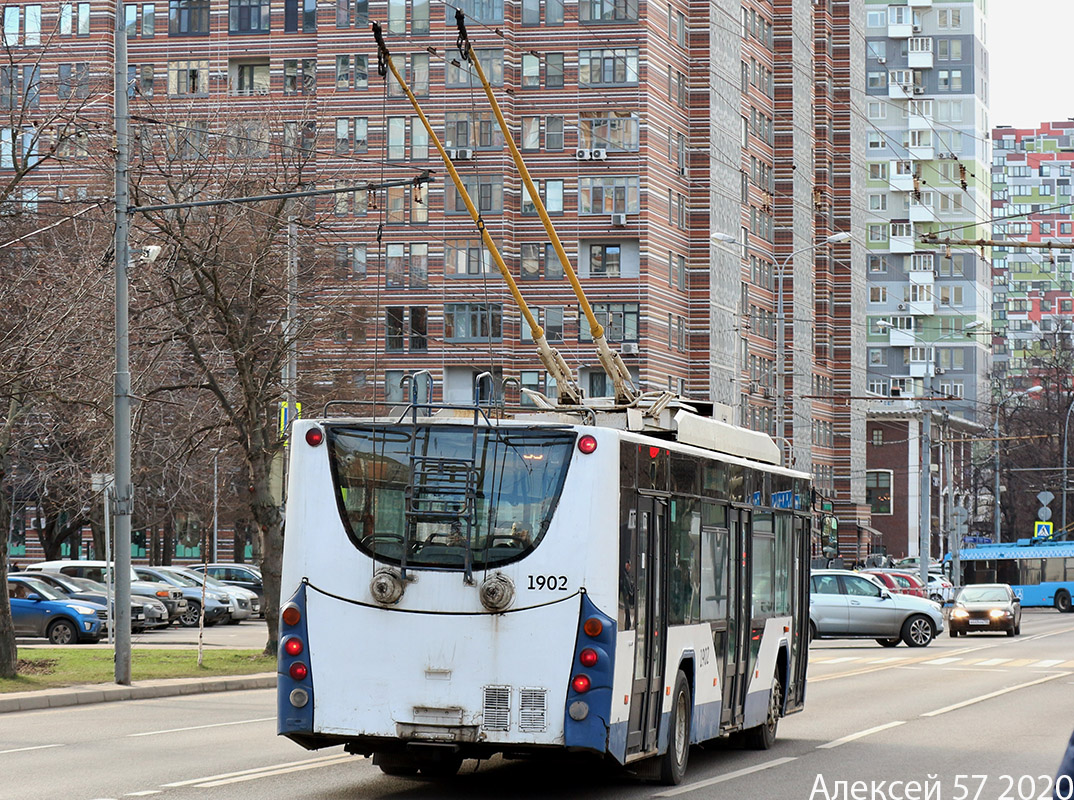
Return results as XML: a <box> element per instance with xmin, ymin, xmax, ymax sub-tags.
<box><xmin>0</xmin><ymin>672</ymin><xmax>277</xmax><ymax>714</ymax></box>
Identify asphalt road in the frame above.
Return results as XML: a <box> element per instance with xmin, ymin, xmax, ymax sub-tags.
<box><xmin>6</xmin><ymin>609</ymin><xmax>1073</xmax><ymax>800</ymax></box>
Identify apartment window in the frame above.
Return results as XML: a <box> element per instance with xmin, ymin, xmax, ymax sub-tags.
<box><xmin>937</xmin><ymin>8</ymin><xmax>960</xmax><ymax>29</ymax></box>
<box><xmin>866</xmin><ymin>71</ymin><xmax>886</xmax><ymax>89</ymax></box>
<box><xmin>284</xmin><ymin>0</ymin><xmax>317</xmax><ymax>31</ymax></box>
<box><xmin>169</xmin><ymin>0</ymin><xmax>209</xmax><ymax>34</ymax></box>
<box><xmin>232</xmin><ymin>60</ymin><xmax>269</xmax><ymax>95</ymax></box>
<box><xmin>445</xmin><ymin>111</ymin><xmax>503</xmax><ymax>150</ymax></box>
<box><xmin>446</xmin><ymin>175</ymin><xmax>502</xmax><ymax>214</ymax></box>
<box><xmin>125</xmin><ymin>3</ymin><xmax>139</xmax><ymax>35</ymax></box>
<box><xmin>579</xmin><ymin>0</ymin><xmax>638</xmax><ymax>22</ymax></box>
<box><xmin>446</xmin><ymin>240</ymin><xmax>493</xmax><ymax>275</ymax></box>
<box><xmin>589</xmin><ymin>244</ymin><xmax>621</xmax><ymax>277</ymax></box>
<box><xmin>385</xmin><ymin>307</ymin><xmax>405</xmax><ymax>351</ymax></box>
<box><xmin>336</xmin><ymin>244</ymin><xmax>367</xmax><ymax>278</ymax></box>
<box><xmin>447</xmin><ymin>49</ymin><xmax>503</xmax><ymax>86</ymax></box>
<box><xmin>869</xmin><ymin>286</ymin><xmax>887</xmax><ymax>303</ymax></box>
<box><xmin>387</xmin><ymin>116</ymin><xmax>406</xmax><ymax>160</ymax></box>
<box><xmin>168</xmin><ymin>60</ymin><xmax>209</xmax><ymax>95</ymax></box>
<box><xmin>546</xmin><ymin>116</ymin><xmax>563</xmax><ymax>150</ymax></box>
<box><xmin>284</xmin><ymin>59</ymin><xmax>317</xmax><ymax>94</ymax></box>
<box><xmin>869</xmin><ymin>162</ymin><xmax>888</xmax><ymax>181</ymax></box>
<box><xmin>578</xmin><ymin>48</ymin><xmax>639</xmax><ymax>85</ymax></box>
<box><xmin>409</xmin><ymin>243</ymin><xmax>428</xmax><ymax>286</ymax></box>
<box><xmin>867</xmin><ymin>224</ymin><xmax>886</xmax><ymax>242</ymax></box>
<box><xmin>579</xmin><ymin>303</ymin><xmax>638</xmax><ymax>342</ymax></box>
<box><xmin>522</xmin><ymin>0</ymin><xmax>539</xmax><ymax>25</ymax></box>
<box><xmin>545</xmin><ymin>53</ymin><xmax>564</xmax><ymax>88</ymax></box>
<box><xmin>412</xmin><ymin>52</ymin><xmax>429</xmax><ymax>95</ymax></box>
<box><xmin>386</xmin><ymin>185</ymin><xmax>406</xmax><ymax>223</ymax></box>
<box><xmin>409</xmin><ymin>307</ymin><xmax>428</xmax><ymax>351</ymax></box>
<box><xmin>579</xmin><ymin>111</ymin><xmax>639</xmax><ymax>151</ymax></box>
<box><xmin>868</xmin><ymin>194</ymin><xmax>887</xmax><ymax>211</ymax></box>
<box><xmin>139</xmin><ymin>64</ymin><xmax>154</xmax><ymax>96</ymax></box>
<box><xmin>411</xmin><ymin>124</ymin><xmax>427</xmax><ymax>159</ymax></box>
<box><xmin>521</xmin><ymin>243</ymin><xmax>542</xmax><ymax>279</ymax></box>
<box><xmin>520</xmin><ymin>116</ymin><xmax>540</xmax><ymax>151</ymax></box>
<box><xmin>866</xmin><ymin>471</ymin><xmax>892</xmax><ymax>515</ymax></box>
<box><xmin>578</xmin><ymin>176</ymin><xmax>640</xmax><ymax>214</ymax></box>
<box><xmin>521</xmin><ymin>54</ymin><xmax>540</xmax><ymax>88</ymax></box>
<box><xmin>445</xmin><ymin>303</ymin><xmax>503</xmax><ymax>341</ymax></box>
<box><xmin>229</xmin><ymin>0</ymin><xmax>270</xmax><ymax>32</ymax></box>
<box><xmin>446</xmin><ymin>0</ymin><xmax>502</xmax><ymax>24</ymax></box>
<box><xmin>868</xmin><ymin>132</ymin><xmax>886</xmax><ymax>150</ymax></box>
<box><xmin>386</xmin><ymin>0</ymin><xmax>404</xmax><ymax>32</ymax></box>
<box><xmin>3</xmin><ymin>6</ymin><xmax>18</xmax><ymax>45</ymax></box>
<box><xmin>58</xmin><ymin>63</ymin><xmax>90</xmax><ymax>100</ymax></box>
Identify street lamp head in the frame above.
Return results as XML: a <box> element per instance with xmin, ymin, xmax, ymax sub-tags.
<box><xmin>876</xmin><ymin>319</ymin><xmax>893</xmax><ymax>329</ymax></box>
<box><xmin>965</xmin><ymin>320</ymin><xmax>985</xmax><ymax>330</ymax></box>
<box><xmin>711</xmin><ymin>232</ymin><xmax>737</xmax><ymax>243</ymax></box>
<box><xmin>825</xmin><ymin>232</ymin><xmax>852</xmax><ymax>244</ymax></box>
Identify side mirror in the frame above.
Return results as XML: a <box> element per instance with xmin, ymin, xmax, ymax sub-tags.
<box><xmin>1012</xmin><ymin>596</ymin><xmax>1021</xmax><ymax>604</ymax></box>
<box><xmin>27</xmin><ymin>593</ymin><xmax>44</xmax><ymax>602</ymax></box>
<box><xmin>879</xmin><ymin>589</ymin><xmax>892</xmax><ymax>600</ymax></box>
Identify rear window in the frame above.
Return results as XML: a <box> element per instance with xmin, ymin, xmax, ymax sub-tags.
<box><xmin>327</xmin><ymin>424</ymin><xmax>576</xmax><ymax>570</ymax></box>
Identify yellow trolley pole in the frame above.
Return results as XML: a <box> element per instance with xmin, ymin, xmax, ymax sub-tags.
<box><xmin>453</xmin><ymin>11</ymin><xmax>637</xmax><ymax>405</ymax></box>
<box><xmin>372</xmin><ymin>22</ymin><xmax>582</xmax><ymax>405</ymax></box>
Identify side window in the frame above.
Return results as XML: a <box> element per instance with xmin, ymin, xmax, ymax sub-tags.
<box><xmin>891</xmin><ymin>575</ymin><xmax>911</xmax><ymax>588</ymax></box>
<box><xmin>843</xmin><ymin>576</ymin><xmax>881</xmax><ymax>597</ymax></box>
<box><xmin>811</xmin><ymin>574</ymin><xmax>840</xmax><ymax>595</ymax></box>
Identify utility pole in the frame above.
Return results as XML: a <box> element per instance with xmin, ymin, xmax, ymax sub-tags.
<box><xmin>919</xmin><ymin>403</ymin><xmax>931</xmax><ymax>590</ymax></box>
<box><xmin>112</xmin><ymin>0</ymin><xmax>132</xmax><ymax>686</ymax></box>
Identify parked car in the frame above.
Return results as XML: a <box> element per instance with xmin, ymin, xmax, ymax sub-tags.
<box><xmin>7</xmin><ymin>575</ymin><xmax>107</xmax><ymax>644</ymax></box>
<box><xmin>174</xmin><ymin>568</ymin><xmax>258</xmax><ymax>623</ymax></box>
<box><xmin>189</xmin><ymin>563</ymin><xmax>264</xmax><ymax>615</ymax></box>
<box><xmin>925</xmin><ymin>573</ymin><xmax>954</xmax><ymax>604</ymax></box>
<box><xmin>863</xmin><ymin>569</ymin><xmax>927</xmax><ymax>599</ymax></box>
<box><xmin>948</xmin><ymin>583</ymin><xmax>1022</xmax><ymax>637</ymax></box>
<box><xmin>25</xmin><ymin>560</ymin><xmax>189</xmax><ymax>625</ymax></box>
<box><xmin>809</xmin><ymin>569</ymin><xmax>944</xmax><ymax>647</ymax></box>
<box><xmin>10</xmin><ymin>571</ymin><xmax>150</xmax><ymax>631</ymax></box>
<box><xmin>54</xmin><ymin>574</ymin><xmax>170</xmax><ymax>630</ymax></box>
<box><xmin>133</xmin><ymin>566</ymin><xmax>233</xmax><ymax>627</ymax></box>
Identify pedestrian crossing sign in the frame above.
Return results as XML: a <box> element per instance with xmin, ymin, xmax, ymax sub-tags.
<box><xmin>1035</xmin><ymin>521</ymin><xmax>1053</xmax><ymax>538</ymax></box>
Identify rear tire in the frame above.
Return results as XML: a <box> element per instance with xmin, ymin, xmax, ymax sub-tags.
<box><xmin>1056</xmin><ymin>590</ymin><xmax>1072</xmax><ymax>613</ymax></box>
<box><xmin>901</xmin><ymin>615</ymin><xmax>935</xmax><ymax>647</ymax></box>
<box><xmin>876</xmin><ymin>638</ymin><xmax>900</xmax><ymax>647</ymax></box>
<box><xmin>179</xmin><ymin>601</ymin><xmax>201</xmax><ymax>627</ymax></box>
<box><xmin>659</xmin><ymin>670</ymin><xmax>691</xmax><ymax>785</ymax></box>
<box><xmin>742</xmin><ymin>670</ymin><xmax>781</xmax><ymax>751</ymax></box>
<box><xmin>808</xmin><ymin>622</ymin><xmax>816</xmax><ymax>644</ymax></box>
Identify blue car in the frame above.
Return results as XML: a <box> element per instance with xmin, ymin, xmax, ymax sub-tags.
<box><xmin>8</xmin><ymin>575</ymin><xmax>106</xmax><ymax>644</ymax></box>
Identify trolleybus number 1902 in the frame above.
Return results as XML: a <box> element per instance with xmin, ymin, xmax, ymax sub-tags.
<box><xmin>527</xmin><ymin>575</ymin><xmax>569</xmax><ymax>590</ymax></box>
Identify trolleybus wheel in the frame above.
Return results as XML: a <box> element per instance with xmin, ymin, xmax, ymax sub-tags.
<box><xmin>1056</xmin><ymin>590</ymin><xmax>1072</xmax><ymax>613</ymax></box>
<box><xmin>659</xmin><ymin>670</ymin><xmax>691</xmax><ymax>785</ymax></box>
<box><xmin>372</xmin><ymin>752</ymin><xmax>420</xmax><ymax>777</ymax></box>
<box><xmin>742</xmin><ymin>670</ymin><xmax>781</xmax><ymax>751</ymax></box>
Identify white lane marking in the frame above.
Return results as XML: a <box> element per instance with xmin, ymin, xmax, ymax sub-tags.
<box><xmin>0</xmin><ymin>743</ymin><xmax>64</xmax><ymax>755</ymax></box>
<box><xmin>194</xmin><ymin>755</ymin><xmax>355</xmax><ymax>787</ymax></box>
<box><xmin>1033</xmin><ymin>659</ymin><xmax>1064</xmax><ymax>668</ymax></box>
<box><xmin>816</xmin><ymin>721</ymin><xmax>906</xmax><ymax>749</ymax></box>
<box><xmin>129</xmin><ymin>717</ymin><xmax>274</xmax><ymax>738</ymax></box>
<box><xmin>125</xmin><ymin>792</ymin><xmax>161</xmax><ymax>797</ymax></box>
<box><xmin>923</xmin><ymin>657</ymin><xmax>961</xmax><ymax>665</ymax></box>
<box><xmin>922</xmin><ymin>672</ymin><xmax>1071</xmax><ymax>717</ymax></box>
<box><xmin>160</xmin><ymin>752</ymin><xmax>348</xmax><ymax>787</ymax></box>
<box><xmin>817</xmin><ymin>656</ymin><xmax>859</xmax><ymax>664</ymax></box>
<box><xmin>976</xmin><ymin>658</ymin><xmax>1011</xmax><ymax>666</ymax></box>
<box><xmin>868</xmin><ymin>657</ymin><xmax>908</xmax><ymax>664</ymax></box>
<box><xmin>652</xmin><ymin>757</ymin><xmax>798</xmax><ymax>797</ymax></box>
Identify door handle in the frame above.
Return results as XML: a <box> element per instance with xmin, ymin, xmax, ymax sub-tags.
<box><xmin>850</xmin><ymin>600</ymin><xmax>861</xmax><ymax>605</ymax></box>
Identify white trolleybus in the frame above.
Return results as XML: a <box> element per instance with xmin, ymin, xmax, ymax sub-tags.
<box><xmin>277</xmin><ymin>393</ymin><xmax>813</xmax><ymax>784</ymax></box>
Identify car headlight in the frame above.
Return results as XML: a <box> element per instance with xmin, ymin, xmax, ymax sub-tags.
<box><xmin>72</xmin><ymin>605</ymin><xmax>97</xmax><ymax>615</ymax></box>
<box><xmin>989</xmin><ymin>608</ymin><xmax>1009</xmax><ymax>618</ymax></box>
<box><xmin>951</xmin><ymin>608</ymin><xmax>969</xmax><ymax>618</ymax></box>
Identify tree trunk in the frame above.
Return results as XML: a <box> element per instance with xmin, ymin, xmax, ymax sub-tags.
<box><xmin>0</xmin><ymin>506</ymin><xmax>15</xmax><ymax>678</ymax></box>
<box><xmin>247</xmin><ymin>453</ymin><xmax>282</xmax><ymax>656</ymax></box>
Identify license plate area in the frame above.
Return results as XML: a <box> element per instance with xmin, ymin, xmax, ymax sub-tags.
<box><xmin>968</xmin><ymin>619</ymin><xmax>989</xmax><ymax>625</ymax></box>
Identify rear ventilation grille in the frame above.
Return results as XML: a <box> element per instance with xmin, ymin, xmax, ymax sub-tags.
<box><xmin>482</xmin><ymin>685</ymin><xmax>511</xmax><ymax>731</ymax></box>
<box><xmin>519</xmin><ymin>688</ymin><xmax>547</xmax><ymax>732</ymax></box>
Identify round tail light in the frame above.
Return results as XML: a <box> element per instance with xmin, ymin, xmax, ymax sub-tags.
<box><xmin>571</xmin><ymin>674</ymin><xmax>591</xmax><ymax>693</ymax></box>
<box><xmin>305</xmin><ymin>427</ymin><xmax>324</xmax><ymax>447</ymax></box>
<box><xmin>281</xmin><ymin>604</ymin><xmax>301</xmax><ymax>627</ymax></box>
<box><xmin>583</xmin><ymin>617</ymin><xmax>603</xmax><ymax>637</ymax></box>
<box><xmin>579</xmin><ymin>648</ymin><xmax>598</xmax><ymax>668</ymax></box>
<box><xmin>289</xmin><ymin>662</ymin><xmax>308</xmax><ymax>681</ymax></box>
<box><xmin>577</xmin><ymin>435</ymin><xmax>598</xmax><ymax>454</ymax></box>
<box><xmin>283</xmin><ymin>636</ymin><xmax>303</xmax><ymax>656</ymax></box>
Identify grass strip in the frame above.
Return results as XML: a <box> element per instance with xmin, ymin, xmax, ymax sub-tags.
<box><xmin>0</xmin><ymin>649</ymin><xmax>275</xmax><ymax>693</ymax></box>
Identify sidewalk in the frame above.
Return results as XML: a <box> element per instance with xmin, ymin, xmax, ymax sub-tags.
<box><xmin>0</xmin><ymin>672</ymin><xmax>277</xmax><ymax>714</ymax></box>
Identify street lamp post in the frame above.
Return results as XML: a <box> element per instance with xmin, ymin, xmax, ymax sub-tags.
<box><xmin>994</xmin><ymin>386</ymin><xmax>1043</xmax><ymax>543</ymax></box>
<box><xmin>713</xmin><ymin>231</ymin><xmax>850</xmax><ymax>466</ymax></box>
<box><xmin>212</xmin><ymin>449</ymin><xmax>219</xmax><ymax>563</ymax></box>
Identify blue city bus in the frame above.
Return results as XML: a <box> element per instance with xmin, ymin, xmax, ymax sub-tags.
<box><xmin>952</xmin><ymin>540</ymin><xmax>1074</xmax><ymax>612</ymax></box>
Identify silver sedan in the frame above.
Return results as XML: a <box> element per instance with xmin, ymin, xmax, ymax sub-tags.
<box><xmin>809</xmin><ymin>569</ymin><xmax>944</xmax><ymax>647</ymax></box>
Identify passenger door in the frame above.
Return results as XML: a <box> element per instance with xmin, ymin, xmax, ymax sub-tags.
<box><xmin>721</xmin><ymin>508</ymin><xmax>751</xmax><ymax>728</ymax></box>
<box><xmin>842</xmin><ymin>575</ymin><xmax>898</xmax><ymax>635</ymax></box>
<box><xmin>810</xmin><ymin>574</ymin><xmax>849</xmax><ymax>634</ymax></box>
<box><xmin>626</xmin><ymin>496</ymin><xmax>667</xmax><ymax>755</ymax></box>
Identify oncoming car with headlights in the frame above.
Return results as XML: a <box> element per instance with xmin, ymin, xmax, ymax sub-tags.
<box><xmin>948</xmin><ymin>583</ymin><xmax>1022</xmax><ymax>637</ymax></box>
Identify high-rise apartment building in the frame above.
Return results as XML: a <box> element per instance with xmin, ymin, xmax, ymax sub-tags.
<box><xmin>862</xmin><ymin>0</ymin><xmax>991</xmax><ymax>559</ymax></box>
<box><xmin>5</xmin><ymin>0</ymin><xmax>869</xmax><ymax>556</ymax></box>
<box><xmin>991</xmin><ymin>121</ymin><xmax>1074</xmax><ymax>384</ymax></box>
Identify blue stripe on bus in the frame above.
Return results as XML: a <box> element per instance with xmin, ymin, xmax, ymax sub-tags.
<box><xmin>692</xmin><ymin>698</ymin><xmax>722</xmax><ymax>743</ymax></box>
<box><xmin>278</xmin><ymin>582</ymin><xmax>314</xmax><ymax>736</ymax></box>
<box><xmin>563</xmin><ymin>594</ymin><xmax>616</xmax><ymax>754</ymax></box>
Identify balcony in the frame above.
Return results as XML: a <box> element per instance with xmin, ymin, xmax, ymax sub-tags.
<box><xmin>909</xmin><ymin>144</ymin><xmax>935</xmax><ymax>161</ymax></box>
<box><xmin>888</xmin><ymin>21</ymin><xmax>914</xmax><ymax>38</ymax></box>
<box><xmin>909</xmin><ymin>202</ymin><xmax>938</xmax><ymax>222</ymax></box>
<box><xmin>908</xmin><ymin>0</ymin><xmax>932</xmax><ymax>6</ymax></box>
<box><xmin>888</xmin><ymin>327</ymin><xmax>916</xmax><ymax>347</ymax></box>
<box><xmin>890</xmin><ymin>231</ymin><xmax>916</xmax><ymax>253</ymax></box>
<box><xmin>890</xmin><ymin>163</ymin><xmax>915</xmax><ymax>192</ymax></box>
<box><xmin>908</xmin><ymin>264</ymin><xmax>935</xmax><ymax>285</ymax></box>
<box><xmin>888</xmin><ymin>82</ymin><xmax>914</xmax><ymax>100</ymax></box>
<box><xmin>907</xmin><ymin>37</ymin><xmax>934</xmax><ymax>69</ymax></box>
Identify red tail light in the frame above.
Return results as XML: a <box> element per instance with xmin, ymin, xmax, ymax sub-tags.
<box><xmin>282</xmin><ymin>604</ymin><xmax>301</xmax><ymax>627</ymax></box>
<box><xmin>577</xmin><ymin>435</ymin><xmax>598</xmax><ymax>454</ymax></box>
<box><xmin>579</xmin><ymin>648</ymin><xmax>598</xmax><ymax>668</ymax></box>
<box><xmin>284</xmin><ymin>636</ymin><xmax>303</xmax><ymax>656</ymax></box>
<box><xmin>572</xmin><ymin>674</ymin><xmax>591</xmax><ymax>693</ymax></box>
<box><xmin>289</xmin><ymin>662</ymin><xmax>308</xmax><ymax>681</ymax></box>
<box><xmin>583</xmin><ymin>617</ymin><xmax>603</xmax><ymax>637</ymax></box>
<box><xmin>305</xmin><ymin>427</ymin><xmax>324</xmax><ymax>447</ymax></box>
